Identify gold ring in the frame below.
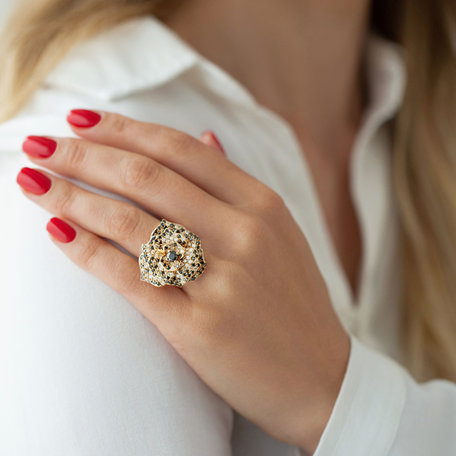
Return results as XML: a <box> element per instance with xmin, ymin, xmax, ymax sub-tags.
<box><xmin>138</xmin><ymin>219</ymin><xmax>207</xmax><ymax>287</ymax></box>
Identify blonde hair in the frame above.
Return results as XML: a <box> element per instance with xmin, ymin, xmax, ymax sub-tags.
<box><xmin>1</xmin><ymin>0</ymin><xmax>456</xmax><ymax>382</ymax></box>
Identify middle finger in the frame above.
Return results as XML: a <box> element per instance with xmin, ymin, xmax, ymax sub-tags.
<box><xmin>22</xmin><ymin>136</ymin><xmax>233</xmax><ymax>242</ymax></box>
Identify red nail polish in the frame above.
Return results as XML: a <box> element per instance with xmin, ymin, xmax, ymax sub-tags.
<box><xmin>16</xmin><ymin>167</ymin><xmax>51</xmax><ymax>195</ymax></box>
<box><xmin>22</xmin><ymin>136</ymin><xmax>57</xmax><ymax>158</ymax></box>
<box><xmin>46</xmin><ymin>217</ymin><xmax>76</xmax><ymax>243</ymax></box>
<box><xmin>209</xmin><ymin>131</ymin><xmax>226</xmax><ymax>155</ymax></box>
<box><xmin>67</xmin><ymin>109</ymin><xmax>101</xmax><ymax>128</ymax></box>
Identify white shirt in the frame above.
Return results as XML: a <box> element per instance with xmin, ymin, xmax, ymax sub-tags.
<box><xmin>1</xmin><ymin>14</ymin><xmax>455</xmax><ymax>456</ymax></box>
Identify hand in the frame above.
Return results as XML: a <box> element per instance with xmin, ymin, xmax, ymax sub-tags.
<box><xmin>16</xmin><ymin>109</ymin><xmax>350</xmax><ymax>453</ymax></box>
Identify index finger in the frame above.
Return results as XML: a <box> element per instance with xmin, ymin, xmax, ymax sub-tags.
<box><xmin>66</xmin><ymin>109</ymin><xmax>266</xmax><ymax>205</ymax></box>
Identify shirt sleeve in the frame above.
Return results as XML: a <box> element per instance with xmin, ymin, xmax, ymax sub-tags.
<box><xmin>302</xmin><ymin>333</ymin><xmax>456</xmax><ymax>455</ymax></box>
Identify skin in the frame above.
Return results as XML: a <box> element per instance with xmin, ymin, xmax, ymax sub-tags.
<box><xmin>17</xmin><ymin>0</ymin><xmax>372</xmax><ymax>451</ymax></box>
<box><xmin>163</xmin><ymin>0</ymin><xmax>371</xmax><ymax>300</ymax></box>
<box><xmin>18</xmin><ymin>112</ymin><xmax>350</xmax><ymax>453</ymax></box>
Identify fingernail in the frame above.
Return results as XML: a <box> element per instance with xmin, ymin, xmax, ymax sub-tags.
<box><xmin>16</xmin><ymin>167</ymin><xmax>51</xmax><ymax>195</ymax></box>
<box><xmin>67</xmin><ymin>109</ymin><xmax>102</xmax><ymax>128</ymax></box>
<box><xmin>46</xmin><ymin>217</ymin><xmax>76</xmax><ymax>243</ymax></box>
<box><xmin>208</xmin><ymin>131</ymin><xmax>226</xmax><ymax>155</ymax></box>
<box><xmin>22</xmin><ymin>136</ymin><xmax>57</xmax><ymax>158</ymax></box>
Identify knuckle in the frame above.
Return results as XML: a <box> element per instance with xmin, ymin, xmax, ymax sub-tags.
<box><xmin>121</xmin><ymin>156</ymin><xmax>159</xmax><ymax>191</ymax></box>
<box><xmin>61</xmin><ymin>139</ymin><xmax>89</xmax><ymax>171</ymax></box>
<box><xmin>74</xmin><ymin>238</ymin><xmax>99</xmax><ymax>270</ymax></box>
<box><xmin>212</xmin><ymin>276</ymin><xmax>238</xmax><ymax>304</ymax></box>
<box><xmin>109</xmin><ymin>114</ymin><xmax>131</xmax><ymax>136</ymax></box>
<box><xmin>106</xmin><ymin>204</ymin><xmax>141</xmax><ymax>240</ymax></box>
<box><xmin>244</xmin><ymin>184</ymin><xmax>285</xmax><ymax>214</ymax></box>
<box><xmin>168</xmin><ymin>130</ymin><xmax>196</xmax><ymax>156</ymax></box>
<box><xmin>53</xmin><ymin>181</ymin><xmax>77</xmax><ymax>217</ymax></box>
<box><xmin>257</xmin><ymin>188</ymin><xmax>285</xmax><ymax>213</ymax></box>
<box><xmin>198</xmin><ymin>258</ymin><xmax>236</xmax><ymax>299</ymax></box>
<box><xmin>232</xmin><ymin>213</ymin><xmax>266</xmax><ymax>252</ymax></box>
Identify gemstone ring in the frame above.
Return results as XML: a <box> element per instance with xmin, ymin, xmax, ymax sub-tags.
<box><xmin>138</xmin><ymin>219</ymin><xmax>207</xmax><ymax>288</ymax></box>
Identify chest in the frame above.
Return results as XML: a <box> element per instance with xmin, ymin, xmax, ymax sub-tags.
<box><xmin>293</xmin><ymin>130</ymin><xmax>363</xmax><ymax>302</ymax></box>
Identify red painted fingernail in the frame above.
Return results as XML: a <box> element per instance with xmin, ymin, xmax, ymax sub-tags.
<box><xmin>46</xmin><ymin>217</ymin><xmax>76</xmax><ymax>243</ymax></box>
<box><xmin>22</xmin><ymin>136</ymin><xmax>57</xmax><ymax>158</ymax></box>
<box><xmin>208</xmin><ymin>131</ymin><xmax>225</xmax><ymax>155</ymax></box>
<box><xmin>16</xmin><ymin>167</ymin><xmax>51</xmax><ymax>195</ymax></box>
<box><xmin>67</xmin><ymin>109</ymin><xmax>102</xmax><ymax>128</ymax></box>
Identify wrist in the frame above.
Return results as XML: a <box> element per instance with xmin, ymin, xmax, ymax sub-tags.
<box><xmin>290</xmin><ymin>332</ymin><xmax>351</xmax><ymax>453</ymax></box>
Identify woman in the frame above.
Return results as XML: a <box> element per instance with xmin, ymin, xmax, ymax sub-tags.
<box><xmin>1</xmin><ymin>0</ymin><xmax>456</xmax><ymax>454</ymax></box>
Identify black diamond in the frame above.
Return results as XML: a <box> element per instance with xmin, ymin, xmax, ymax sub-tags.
<box><xmin>167</xmin><ymin>251</ymin><xmax>178</xmax><ymax>261</ymax></box>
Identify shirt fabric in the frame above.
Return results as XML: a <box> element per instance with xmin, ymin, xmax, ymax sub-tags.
<box><xmin>1</xmin><ymin>14</ymin><xmax>456</xmax><ymax>456</ymax></box>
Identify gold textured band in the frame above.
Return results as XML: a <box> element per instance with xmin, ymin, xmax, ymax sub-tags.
<box><xmin>138</xmin><ymin>219</ymin><xmax>207</xmax><ymax>287</ymax></box>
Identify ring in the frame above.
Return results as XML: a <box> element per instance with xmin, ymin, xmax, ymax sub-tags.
<box><xmin>138</xmin><ymin>219</ymin><xmax>207</xmax><ymax>287</ymax></box>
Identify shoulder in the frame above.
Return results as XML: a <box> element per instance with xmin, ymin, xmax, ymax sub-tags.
<box><xmin>42</xmin><ymin>15</ymin><xmax>200</xmax><ymax>102</ymax></box>
<box><xmin>0</xmin><ymin>18</ymin><xmax>235</xmax><ymax>453</ymax></box>
<box><xmin>0</xmin><ymin>16</ymin><xmax>216</xmax><ymax>162</ymax></box>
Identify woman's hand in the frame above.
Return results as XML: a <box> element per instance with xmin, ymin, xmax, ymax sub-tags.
<box><xmin>16</xmin><ymin>109</ymin><xmax>350</xmax><ymax>453</ymax></box>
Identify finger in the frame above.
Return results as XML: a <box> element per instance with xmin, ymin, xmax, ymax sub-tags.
<box><xmin>16</xmin><ymin>166</ymin><xmax>163</xmax><ymax>257</ymax></box>
<box><xmin>44</xmin><ymin>216</ymin><xmax>190</xmax><ymax>330</ymax></box>
<box><xmin>199</xmin><ymin>130</ymin><xmax>226</xmax><ymax>155</ymax></box>
<box><xmin>17</xmin><ymin>166</ymin><xmax>217</xmax><ymax>295</ymax></box>
<box><xmin>22</xmin><ymin>137</ymin><xmax>232</xmax><ymax>243</ymax></box>
<box><xmin>65</xmin><ymin>109</ymin><xmax>265</xmax><ymax>205</ymax></box>
<box><xmin>17</xmin><ymin>166</ymin><xmax>222</xmax><ymax>260</ymax></box>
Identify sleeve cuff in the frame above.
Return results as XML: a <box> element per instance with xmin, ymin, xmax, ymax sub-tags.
<box><xmin>310</xmin><ymin>334</ymin><xmax>408</xmax><ymax>455</ymax></box>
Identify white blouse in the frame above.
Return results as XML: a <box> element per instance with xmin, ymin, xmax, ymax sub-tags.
<box><xmin>1</xmin><ymin>14</ymin><xmax>456</xmax><ymax>456</ymax></box>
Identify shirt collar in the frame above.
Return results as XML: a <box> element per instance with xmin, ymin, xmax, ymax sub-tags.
<box><xmin>44</xmin><ymin>14</ymin><xmax>406</xmax><ymax>122</ymax></box>
<box><xmin>44</xmin><ymin>15</ymin><xmax>201</xmax><ymax>100</ymax></box>
<box><xmin>362</xmin><ymin>31</ymin><xmax>406</xmax><ymax>124</ymax></box>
